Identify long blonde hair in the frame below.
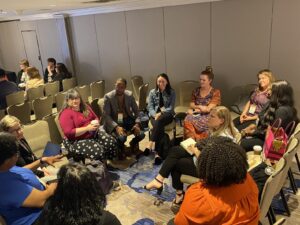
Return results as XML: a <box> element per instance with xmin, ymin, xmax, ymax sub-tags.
<box><xmin>210</xmin><ymin>106</ymin><xmax>238</xmax><ymax>138</ymax></box>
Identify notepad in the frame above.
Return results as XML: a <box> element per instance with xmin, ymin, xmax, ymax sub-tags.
<box><xmin>180</xmin><ymin>138</ymin><xmax>197</xmax><ymax>155</ymax></box>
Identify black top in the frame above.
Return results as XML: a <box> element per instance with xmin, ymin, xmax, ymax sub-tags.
<box><xmin>16</xmin><ymin>138</ymin><xmax>38</xmax><ymax>167</ymax></box>
<box><xmin>52</xmin><ymin>72</ymin><xmax>72</xmax><ymax>91</ymax></box>
<box><xmin>44</xmin><ymin>68</ymin><xmax>56</xmax><ymax>83</ymax></box>
<box><xmin>0</xmin><ymin>80</ymin><xmax>19</xmax><ymax>109</ymax></box>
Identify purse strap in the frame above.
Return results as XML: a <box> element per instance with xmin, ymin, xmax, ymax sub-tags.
<box><xmin>284</xmin><ymin>121</ymin><xmax>296</xmax><ymax>138</ymax></box>
<box><xmin>270</xmin><ymin>118</ymin><xmax>282</xmax><ymax>136</ymax></box>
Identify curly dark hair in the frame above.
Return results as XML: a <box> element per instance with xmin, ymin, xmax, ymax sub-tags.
<box><xmin>196</xmin><ymin>136</ymin><xmax>248</xmax><ymax>187</ymax></box>
<box><xmin>36</xmin><ymin>163</ymin><xmax>106</xmax><ymax>225</ymax></box>
<box><xmin>260</xmin><ymin>80</ymin><xmax>298</xmax><ymax>130</ymax></box>
<box><xmin>0</xmin><ymin>132</ymin><xmax>19</xmax><ymax>166</ymax></box>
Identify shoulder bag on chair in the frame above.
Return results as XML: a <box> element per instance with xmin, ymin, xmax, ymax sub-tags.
<box><xmin>263</xmin><ymin>119</ymin><xmax>295</xmax><ymax>161</ymax></box>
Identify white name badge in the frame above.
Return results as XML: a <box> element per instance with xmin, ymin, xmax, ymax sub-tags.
<box><xmin>160</xmin><ymin>106</ymin><xmax>166</xmax><ymax>112</ymax></box>
<box><xmin>117</xmin><ymin>113</ymin><xmax>123</xmax><ymax>123</ymax></box>
<box><xmin>248</xmin><ymin>104</ymin><xmax>257</xmax><ymax>114</ymax></box>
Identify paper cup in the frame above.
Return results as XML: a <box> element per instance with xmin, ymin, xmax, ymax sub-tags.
<box><xmin>253</xmin><ymin>145</ymin><xmax>262</xmax><ymax>155</ymax></box>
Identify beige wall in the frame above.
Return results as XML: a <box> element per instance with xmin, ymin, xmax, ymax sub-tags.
<box><xmin>0</xmin><ymin>0</ymin><xmax>299</xmax><ymax>109</ymax></box>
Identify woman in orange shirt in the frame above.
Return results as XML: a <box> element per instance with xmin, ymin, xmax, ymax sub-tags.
<box><xmin>172</xmin><ymin>136</ymin><xmax>259</xmax><ymax>225</ymax></box>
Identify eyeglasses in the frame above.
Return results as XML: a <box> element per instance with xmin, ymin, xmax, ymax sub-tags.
<box><xmin>9</xmin><ymin>125</ymin><xmax>24</xmax><ymax>133</ymax></box>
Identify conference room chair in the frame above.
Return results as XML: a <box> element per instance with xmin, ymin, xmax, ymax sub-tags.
<box><xmin>23</xmin><ymin>120</ymin><xmax>51</xmax><ymax>157</ymax></box>
<box><xmin>290</xmin><ymin>122</ymin><xmax>300</xmax><ymax>172</ymax></box>
<box><xmin>90</xmin><ymin>98</ymin><xmax>102</xmax><ymax>119</ymax></box>
<box><xmin>174</xmin><ymin>80</ymin><xmax>198</xmax><ymax>115</ymax></box>
<box><xmin>44</xmin><ymin>81</ymin><xmax>60</xmax><ymax>104</ymax></box>
<box><xmin>55</xmin><ymin>91</ymin><xmax>67</xmax><ymax>112</ymax></box>
<box><xmin>0</xmin><ymin>109</ymin><xmax>5</xmax><ymax>121</ymax></box>
<box><xmin>90</xmin><ymin>80</ymin><xmax>105</xmax><ymax>100</ymax></box>
<box><xmin>6</xmin><ymin>90</ymin><xmax>25</xmax><ymax>107</ymax></box>
<box><xmin>26</xmin><ymin>85</ymin><xmax>44</xmax><ymax>110</ymax></box>
<box><xmin>7</xmin><ymin>102</ymin><xmax>31</xmax><ymax>124</ymax></box>
<box><xmin>75</xmin><ymin>85</ymin><xmax>90</xmax><ymax>103</ymax></box>
<box><xmin>137</xmin><ymin>83</ymin><xmax>148</xmax><ymax>111</ymax></box>
<box><xmin>62</xmin><ymin>77</ymin><xmax>77</xmax><ymax>91</ymax></box>
<box><xmin>131</xmin><ymin>75</ymin><xmax>144</xmax><ymax>100</ymax></box>
<box><xmin>259</xmin><ymin>158</ymin><xmax>286</xmax><ymax>225</ymax></box>
<box><xmin>32</xmin><ymin>96</ymin><xmax>53</xmax><ymax>120</ymax></box>
<box><xmin>42</xmin><ymin>113</ymin><xmax>63</xmax><ymax>145</ymax></box>
<box><xmin>54</xmin><ymin>114</ymin><xmax>64</xmax><ymax>139</ymax></box>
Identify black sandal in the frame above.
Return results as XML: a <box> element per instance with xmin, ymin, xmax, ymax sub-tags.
<box><xmin>170</xmin><ymin>191</ymin><xmax>185</xmax><ymax>214</ymax></box>
<box><xmin>143</xmin><ymin>178</ymin><xmax>164</xmax><ymax>195</ymax></box>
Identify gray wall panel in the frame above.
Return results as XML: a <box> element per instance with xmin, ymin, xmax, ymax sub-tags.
<box><xmin>69</xmin><ymin>15</ymin><xmax>101</xmax><ymax>85</ymax></box>
<box><xmin>270</xmin><ymin>0</ymin><xmax>300</xmax><ymax>110</ymax></box>
<box><xmin>212</xmin><ymin>0</ymin><xmax>273</xmax><ymax>105</ymax></box>
<box><xmin>164</xmin><ymin>3</ymin><xmax>211</xmax><ymax>82</ymax></box>
<box><xmin>126</xmin><ymin>8</ymin><xmax>166</xmax><ymax>89</ymax></box>
<box><xmin>95</xmin><ymin>12</ymin><xmax>131</xmax><ymax>91</ymax></box>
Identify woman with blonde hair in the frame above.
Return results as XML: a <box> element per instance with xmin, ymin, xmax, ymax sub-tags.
<box><xmin>234</xmin><ymin>69</ymin><xmax>275</xmax><ymax>131</ymax></box>
<box><xmin>17</xmin><ymin>59</ymin><xmax>30</xmax><ymax>86</ymax></box>
<box><xmin>143</xmin><ymin>106</ymin><xmax>238</xmax><ymax>213</ymax></box>
<box><xmin>25</xmin><ymin>67</ymin><xmax>44</xmax><ymax>91</ymax></box>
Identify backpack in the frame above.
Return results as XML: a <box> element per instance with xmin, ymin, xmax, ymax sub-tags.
<box><xmin>155</xmin><ymin>133</ymin><xmax>171</xmax><ymax>159</ymax></box>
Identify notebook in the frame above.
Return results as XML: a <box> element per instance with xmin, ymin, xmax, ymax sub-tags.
<box><xmin>42</xmin><ymin>142</ymin><xmax>62</xmax><ymax>157</ymax></box>
<box><xmin>180</xmin><ymin>138</ymin><xmax>197</xmax><ymax>155</ymax></box>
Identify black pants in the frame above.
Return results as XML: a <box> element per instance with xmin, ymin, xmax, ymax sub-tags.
<box><xmin>159</xmin><ymin>146</ymin><xmax>197</xmax><ymax>190</ymax></box>
<box><xmin>150</xmin><ymin>112</ymin><xmax>173</xmax><ymax>142</ymax></box>
<box><xmin>240</xmin><ymin>136</ymin><xmax>264</xmax><ymax>152</ymax></box>
<box><xmin>233</xmin><ymin>117</ymin><xmax>256</xmax><ymax>131</ymax></box>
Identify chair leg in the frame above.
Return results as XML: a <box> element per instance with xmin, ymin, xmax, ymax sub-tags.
<box><xmin>267</xmin><ymin>209</ymin><xmax>274</xmax><ymax>225</ymax></box>
<box><xmin>280</xmin><ymin>189</ymin><xmax>291</xmax><ymax>216</ymax></box>
<box><xmin>288</xmin><ymin>169</ymin><xmax>298</xmax><ymax>194</ymax></box>
<box><xmin>295</xmin><ymin>153</ymin><xmax>300</xmax><ymax>172</ymax></box>
<box><xmin>269</xmin><ymin>207</ymin><xmax>276</xmax><ymax>224</ymax></box>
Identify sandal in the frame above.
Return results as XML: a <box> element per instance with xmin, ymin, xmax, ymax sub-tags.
<box><xmin>170</xmin><ymin>191</ymin><xmax>185</xmax><ymax>214</ymax></box>
<box><xmin>143</xmin><ymin>178</ymin><xmax>164</xmax><ymax>195</ymax></box>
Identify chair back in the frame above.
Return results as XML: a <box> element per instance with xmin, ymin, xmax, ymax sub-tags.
<box><xmin>62</xmin><ymin>77</ymin><xmax>77</xmax><ymax>91</ymax></box>
<box><xmin>291</xmin><ymin>123</ymin><xmax>300</xmax><ymax>138</ymax></box>
<box><xmin>54</xmin><ymin>114</ymin><xmax>65</xmax><ymax>138</ymax></box>
<box><xmin>138</xmin><ymin>83</ymin><xmax>149</xmax><ymax>111</ymax></box>
<box><xmin>33</xmin><ymin>96</ymin><xmax>53</xmax><ymax>120</ymax></box>
<box><xmin>131</xmin><ymin>76</ymin><xmax>144</xmax><ymax>100</ymax></box>
<box><xmin>275</xmin><ymin>137</ymin><xmax>299</xmax><ymax>194</ymax></box>
<box><xmin>7</xmin><ymin>102</ymin><xmax>31</xmax><ymax>124</ymax></box>
<box><xmin>44</xmin><ymin>81</ymin><xmax>60</xmax><ymax>98</ymax></box>
<box><xmin>230</xmin><ymin>84</ymin><xmax>257</xmax><ymax>114</ymax></box>
<box><xmin>43</xmin><ymin>113</ymin><xmax>62</xmax><ymax>144</ymax></box>
<box><xmin>75</xmin><ymin>85</ymin><xmax>90</xmax><ymax>103</ymax></box>
<box><xmin>0</xmin><ymin>109</ymin><xmax>5</xmax><ymax>121</ymax></box>
<box><xmin>179</xmin><ymin>80</ymin><xmax>198</xmax><ymax>106</ymax></box>
<box><xmin>90</xmin><ymin>80</ymin><xmax>105</xmax><ymax>100</ymax></box>
<box><xmin>90</xmin><ymin>98</ymin><xmax>102</xmax><ymax>119</ymax></box>
<box><xmin>23</xmin><ymin>120</ymin><xmax>51</xmax><ymax>157</ymax></box>
<box><xmin>6</xmin><ymin>91</ymin><xmax>25</xmax><ymax>107</ymax></box>
<box><xmin>259</xmin><ymin>158</ymin><xmax>286</xmax><ymax>221</ymax></box>
<box><xmin>55</xmin><ymin>92</ymin><xmax>67</xmax><ymax>112</ymax></box>
<box><xmin>26</xmin><ymin>85</ymin><xmax>44</xmax><ymax>102</ymax></box>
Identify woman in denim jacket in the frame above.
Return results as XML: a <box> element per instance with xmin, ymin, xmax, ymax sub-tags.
<box><xmin>145</xmin><ymin>73</ymin><xmax>176</xmax><ymax>165</ymax></box>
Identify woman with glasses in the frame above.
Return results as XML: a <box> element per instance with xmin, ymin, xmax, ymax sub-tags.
<box><xmin>59</xmin><ymin>89</ymin><xmax>118</xmax><ymax>161</ymax></box>
<box><xmin>0</xmin><ymin>115</ymin><xmax>62</xmax><ymax>177</ymax></box>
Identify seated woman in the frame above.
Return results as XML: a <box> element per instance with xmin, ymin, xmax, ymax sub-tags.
<box><xmin>171</xmin><ymin>136</ymin><xmax>259</xmax><ymax>225</ymax></box>
<box><xmin>59</xmin><ymin>89</ymin><xmax>118</xmax><ymax>161</ymax></box>
<box><xmin>184</xmin><ymin>66</ymin><xmax>221</xmax><ymax>140</ymax></box>
<box><xmin>145</xmin><ymin>73</ymin><xmax>176</xmax><ymax>164</ymax></box>
<box><xmin>17</xmin><ymin>59</ymin><xmax>30</xmax><ymax>86</ymax></box>
<box><xmin>234</xmin><ymin>69</ymin><xmax>274</xmax><ymax>131</ymax></box>
<box><xmin>35</xmin><ymin>162</ymin><xmax>121</xmax><ymax>225</ymax></box>
<box><xmin>144</xmin><ymin>106</ymin><xmax>239</xmax><ymax>211</ymax></box>
<box><xmin>0</xmin><ymin>115</ymin><xmax>62</xmax><ymax>177</ymax></box>
<box><xmin>0</xmin><ymin>132</ymin><xmax>57</xmax><ymax>225</ymax></box>
<box><xmin>53</xmin><ymin>63</ymin><xmax>72</xmax><ymax>91</ymax></box>
<box><xmin>25</xmin><ymin>67</ymin><xmax>44</xmax><ymax>91</ymax></box>
<box><xmin>240</xmin><ymin>80</ymin><xmax>298</xmax><ymax>152</ymax></box>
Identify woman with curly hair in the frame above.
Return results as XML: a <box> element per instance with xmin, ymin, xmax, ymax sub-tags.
<box><xmin>240</xmin><ymin>80</ymin><xmax>298</xmax><ymax>151</ymax></box>
<box><xmin>35</xmin><ymin>163</ymin><xmax>121</xmax><ymax>225</ymax></box>
<box><xmin>171</xmin><ymin>136</ymin><xmax>259</xmax><ymax>225</ymax></box>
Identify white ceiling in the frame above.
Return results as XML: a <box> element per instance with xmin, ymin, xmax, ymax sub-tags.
<box><xmin>0</xmin><ymin>0</ymin><xmax>223</xmax><ymax>21</ymax></box>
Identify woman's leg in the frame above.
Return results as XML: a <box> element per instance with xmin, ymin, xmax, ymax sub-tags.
<box><xmin>234</xmin><ymin>118</ymin><xmax>256</xmax><ymax>131</ymax></box>
<box><xmin>150</xmin><ymin>112</ymin><xmax>174</xmax><ymax>142</ymax></box>
<box><xmin>240</xmin><ymin>137</ymin><xmax>264</xmax><ymax>152</ymax></box>
<box><xmin>97</xmin><ymin>130</ymin><xmax>119</xmax><ymax>159</ymax></box>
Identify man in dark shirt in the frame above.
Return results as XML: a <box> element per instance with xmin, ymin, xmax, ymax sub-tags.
<box><xmin>0</xmin><ymin>68</ymin><xmax>19</xmax><ymax>109</ymax></box>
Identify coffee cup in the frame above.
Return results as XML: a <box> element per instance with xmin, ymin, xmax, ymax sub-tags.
<box><xmin>253</xmin><ymin>145</ymin><xmax>262</xmax><ymax>155</ymax></box>
<box><xmin>91</xmin><ymin>120</ymin><xmax>99</xmax><ymax>126</ymax></box>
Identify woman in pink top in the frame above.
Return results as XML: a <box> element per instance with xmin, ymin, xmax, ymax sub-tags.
<box><xmin>59</xmin><ymin>89</ymin><xmax>118</xmax><ymax>160</ymax></box>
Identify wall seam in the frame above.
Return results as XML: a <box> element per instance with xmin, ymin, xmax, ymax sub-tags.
<box><xmin>210</xmin><ymin>2</ymin><xmax>212</xmax><ymax>66</ymax></box>
<box><xmin>124</xmin><ymin>11</ymin><xmax>132</xmax><ymax>76</ymax></box>
<box><xmin>93</xmin><ymin>14</ymin><xmax>103</xmax><ymax>78</ymax></box>
<box><xmin>268</xmin><ymin>0</ymin><xmax>275</xmax><ymax>68</ymax></box>
<box><xmin>162</xmin><ymin>7</ymin><xmax>168</xmax><ymax>73</ymax></box>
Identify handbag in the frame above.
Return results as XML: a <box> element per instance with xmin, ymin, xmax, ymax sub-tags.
<box><xmin>263</xmin><ymin>119</ymin><xmax>295</xmax><ymax>161</ymax></box>
<box><xmin>86</xmin><ymin>160</ymin><xmax>113</xmax><ymax>195</ymax></box>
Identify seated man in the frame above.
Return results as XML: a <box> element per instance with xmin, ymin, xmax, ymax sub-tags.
<box><xmin>0</xmin><ymin>68</ymin><xmax>19</xmax><ymax>110</ymax></box>
<box><xmin>103</xmin><ymin>78</ymin><xmax>145</xmax><ymax>156</ymax></box>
